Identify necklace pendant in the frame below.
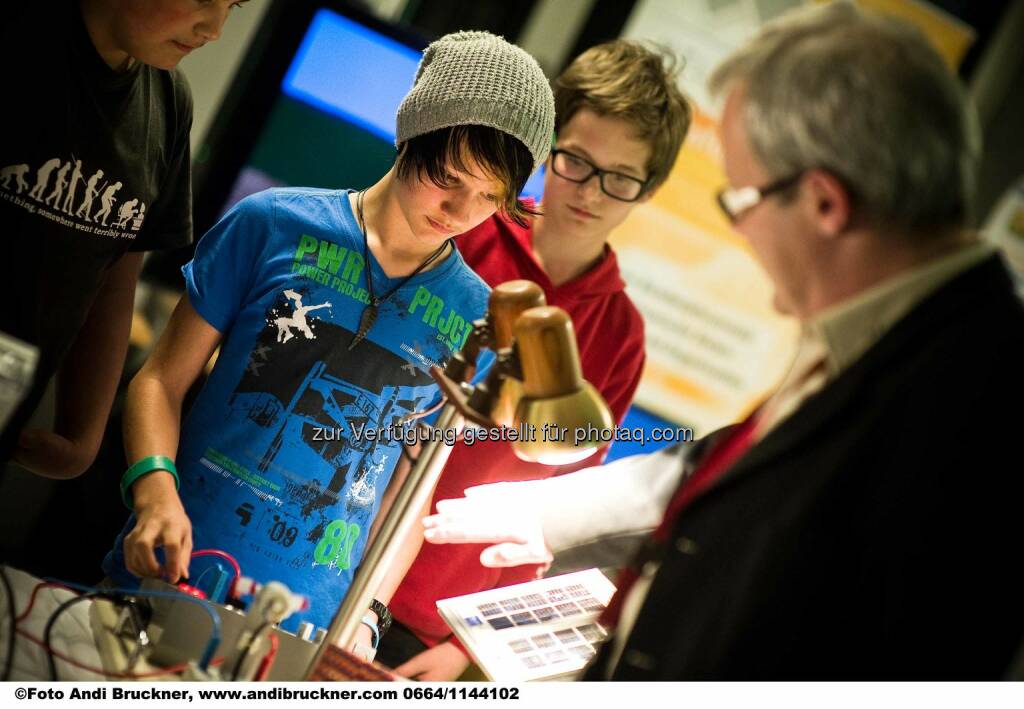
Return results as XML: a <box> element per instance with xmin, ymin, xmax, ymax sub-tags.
<box><xmin>348</xmin><ymin>303</ymin><xmax>379</xmax><ymax>350</ymax></box>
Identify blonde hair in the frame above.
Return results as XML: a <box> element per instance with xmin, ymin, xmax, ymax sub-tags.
<box><xmin>554</xmin><ymin>39</ymin><xmax>692</xmax><ymax>192</ymax></box>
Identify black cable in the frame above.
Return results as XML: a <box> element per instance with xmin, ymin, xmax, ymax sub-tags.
<box><xmin>0</xmin><ymin>566</ymin><xmax>15</xmax><ymax>681</ymax></box>
<box><xmin>230</xmin><ymin>621</ymin><xmax>271</xmax><ymax>681</ymax></box>
<box><xmin>43</xmin><ymin>592</ymin><xmax>104</xmax><ymax>681</ymax></box>
<box><xmin>48</xmin><ymin>578</ymin><xmax>222</xmax><ymax>671</ymax></box>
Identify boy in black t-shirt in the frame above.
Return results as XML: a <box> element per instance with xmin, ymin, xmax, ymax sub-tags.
<box><xmin>0</xmin><ymin>1</ymin><xmax>247</xmax><ymax>479</ymax></box>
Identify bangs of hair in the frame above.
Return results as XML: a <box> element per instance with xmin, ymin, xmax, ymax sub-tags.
<box><xmin>555</xmin><ymin>40</ymin><xmax>691</xmax><ymax>193</ymax></box>
<box><xmin>395</xmin><ymin>125</ymin><xmax>538</xmax><ymax>227</ymax></box>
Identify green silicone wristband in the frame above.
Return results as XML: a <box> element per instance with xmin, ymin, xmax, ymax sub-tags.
<box><xmin>121</xmin><ymin>455</ymin><xmax>179</xmax><ymax>509</ymax></box>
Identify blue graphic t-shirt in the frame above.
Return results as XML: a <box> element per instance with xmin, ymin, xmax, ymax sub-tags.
<box><xmin>104</xmin><ymin>187</ymin><xmax>491</xmax><ymax>632</ymax></box>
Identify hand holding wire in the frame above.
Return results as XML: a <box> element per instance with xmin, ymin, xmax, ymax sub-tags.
<box><xmin>124</xmin><ymin>485</ymin><xmax>192</xmax><ymax>583</ymax></box>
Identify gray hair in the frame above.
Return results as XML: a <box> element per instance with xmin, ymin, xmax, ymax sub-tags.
<box><xmin>709</xmin><ymin>2</ymin><xmax>981</xmax><ymax>232</ymax></box>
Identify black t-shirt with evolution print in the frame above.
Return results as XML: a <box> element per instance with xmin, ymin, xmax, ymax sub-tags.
<box><xmin>0</xmin><ymin>2</ymin><xmax>193</xmax><ymax>453</ymax></box>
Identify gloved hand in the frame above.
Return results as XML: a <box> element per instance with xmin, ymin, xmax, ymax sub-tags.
<box><xmin>423</xmin><ymin>446</ymin><xmax>689</xmax><ymax>570</ymax></box>
<box><xmin>422</xmin><ymin>482</ymin><xmax>554</xmax><ymax>568</ymax></box>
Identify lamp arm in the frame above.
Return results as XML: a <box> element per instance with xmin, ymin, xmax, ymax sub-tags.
<box><xmin>305</xmin><ymin>404</ymin><xmax>465</xmax><ymax>677</ymax></box>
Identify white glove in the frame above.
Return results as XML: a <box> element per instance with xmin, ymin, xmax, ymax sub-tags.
<box><xmin>423</xmin><ymin>447</ymin><xmax>689</xmax><ymax>568</ymax></box>
<box><xmin>422</xmin><ymin>482</ymin><xmax>554</xmax><ymax>568</ymax></box>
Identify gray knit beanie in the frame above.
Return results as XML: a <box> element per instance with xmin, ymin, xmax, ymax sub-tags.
<box><xmin>396</xmin><ymin>31</ymin><xmax>555</xmax><ymax>169</ymax></box>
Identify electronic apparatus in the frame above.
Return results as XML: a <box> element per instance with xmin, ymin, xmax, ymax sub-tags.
<box><xmin>88</xmin><ymin>575</ymin><xmax>319</xmax><ymax>681</ymax></box>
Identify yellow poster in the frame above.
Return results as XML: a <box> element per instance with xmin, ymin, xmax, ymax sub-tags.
<box><xmin>616</xmin><ymin>0</ymin><xmax>975</xmax><ymax>434</ymax></box>
<box><xmin>835</xmin><ymin>0</ymin><xmax>976</xmax><ymax>68</ymax></box>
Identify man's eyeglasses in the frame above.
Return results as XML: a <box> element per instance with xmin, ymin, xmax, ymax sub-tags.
<box><xmin>716</xmin><ymin>172</ymin><xmax>804</xmax><ymax>224</ymax></box>
<box><xmin>549</xmin><ymin>148</ymin><xmax>649</xmax><ymax>202</ymax></box>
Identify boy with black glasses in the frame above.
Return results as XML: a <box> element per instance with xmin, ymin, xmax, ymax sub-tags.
<box><xmin>381</xmin><ymin>39</ymin><xmax>692</xmax><ymax>680</ymax></box>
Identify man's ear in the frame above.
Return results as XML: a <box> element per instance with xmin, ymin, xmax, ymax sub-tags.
<box><xmin>801</xmin><ymin>169</ymin><xmax>851</xmax><ymax>237</ymax></box>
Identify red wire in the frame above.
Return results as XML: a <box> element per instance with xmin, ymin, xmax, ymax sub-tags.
<box><xmin>14</xmin><ymin>581</ymin><xmax>231</xmax><ymax>679</ymax></box>
<box><xmin>15</xmin><ymin>582</ymin><xmax>70</xmax><ymax>623</ymax></box>
<box><xmin>190</xmin><ymin>549</ymin><xmax>242</xmax><ymax>599</ymax></box>
<box><xmin>253</xmin><ymin>633</ymin><xmax>279</xmax><ymax>681</ymax></box>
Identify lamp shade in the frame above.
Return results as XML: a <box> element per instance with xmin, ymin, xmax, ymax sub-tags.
<box><xmin>510</xmin><ymin>306</ymin><xmax>614</xmax><ymax>464</ymax></box>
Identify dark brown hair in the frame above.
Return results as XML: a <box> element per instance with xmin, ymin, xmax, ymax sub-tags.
<box><xmin>395</xmin><ymin>125</ymin><xmax>537</xmax><ymax>227</ymax></box>
<box><xmin>555</xmin><ymin>40</ymin><xmax>692</xmax><ymax>193</ymax></box>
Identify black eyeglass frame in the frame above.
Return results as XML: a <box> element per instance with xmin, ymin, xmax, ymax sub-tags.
<box><xmin>548</xmin><ymin>148</ymin><xmax>651</xmax><ymax>203</ymax></box>
<box><xmin>715</xmin><ymin>172</ymin><xmax>808</xmax><ymax>224</ymax></box>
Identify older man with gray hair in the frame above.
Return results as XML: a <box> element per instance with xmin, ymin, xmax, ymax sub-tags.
<box><xmin>423</xmin><ymin>2</ymin><xmax>1024</xmax><ymax>680</ymax></box>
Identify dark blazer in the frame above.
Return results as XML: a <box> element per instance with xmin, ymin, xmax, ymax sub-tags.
<box><xmin>589</xmin><ymin>255</ymin><xmax>1024</xmax><ymax>680</ymax></box>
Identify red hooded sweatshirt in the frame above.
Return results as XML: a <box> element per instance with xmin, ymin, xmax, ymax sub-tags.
<box><xmin>389</xmin><ymin>208</ymin><xmax>646</xmax><ymax>652</ymax></box>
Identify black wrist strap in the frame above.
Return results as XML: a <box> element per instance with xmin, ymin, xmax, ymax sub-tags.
<box><xmin>370</xmin><ymin>598</ymin><xmax>392</xmax><ymax>636</ymax></box>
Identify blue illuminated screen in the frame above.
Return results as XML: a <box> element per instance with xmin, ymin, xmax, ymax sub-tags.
<box><xmin>225</xmin><ymin>9</ymin><xmax>544</xmax><ymax>210</ymax></box>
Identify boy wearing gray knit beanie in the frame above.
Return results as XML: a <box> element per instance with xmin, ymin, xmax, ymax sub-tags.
<box><xmin>105</xmin><ymin>31</ymin><xmax>554</xmax><ymax>665</ymax></box>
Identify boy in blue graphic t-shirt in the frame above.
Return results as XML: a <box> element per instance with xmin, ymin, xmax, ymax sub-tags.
<box><xmin>103</xmin><ymin>31</ymin><xmax>555</xmax><ymax>656</ymax></box>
